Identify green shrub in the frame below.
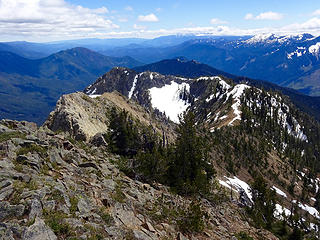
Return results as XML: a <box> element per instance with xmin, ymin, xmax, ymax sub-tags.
<box><xmin>43</xmin><ymin>210</ymin><xmax>74</xmax><ymax>238</ymax></box>
<box><xmin>69</xmin><ymin>196</ymin><xmax>78</xmax><ymax>215</ymax></box>
<box><xmin>16</xmin><ymin>144</ymin><xmax>47</xmax><ymax>157</ymax></box>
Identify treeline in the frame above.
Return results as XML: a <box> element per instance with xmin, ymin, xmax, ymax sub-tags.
<box><xmin>105</xmin><ymin>107</ymin><xmax>215</xmax><ymax>196</ymax></box>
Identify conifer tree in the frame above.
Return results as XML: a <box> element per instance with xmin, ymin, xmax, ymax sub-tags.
<box><xmin>169</xmin><ymin>111</ymin><xmax>215</xmax><ymax>195</ymax></box>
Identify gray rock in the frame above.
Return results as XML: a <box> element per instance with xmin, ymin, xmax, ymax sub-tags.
<box><xmin>0</xmin><ymin>124</ymin><xmax>12</xmax><ymax>133</ymax></box>
<box><xmin>16</xmin><ymin>154</ymin><xmax>41</xmax><ymax>171</ymax></box>
<box><xmin>48</xmin><ymin>149</ymin><xmax>64</xmax><ymax>166</ymax></box>
<box><xmin>12</xmin><ymin>138</ymin><xmax>35</xmax><ymax>147</ymax></box>
<box><xmin>141</xmin><ymin>222</ymin><xmax>156</xmax><ymax>233</ymax></box>
<box><xmin>102</xmin><ymin>179</ymin><xmax>116</xmax><ymax>192</ymax></box>
<box><xmin>0</xmin><ymin>185</ymin><xmax>13</xmax><ymax>201</ymax></box>
<box><xmin>77</xmin><ymin>196</ymin><xmax>93</xmax><ymax>216</ymax></box>
<box><xmin>22</xmin><ymin>217</ymin><xmax>57</xmax><ymax>240</ymax></box>
<box><xmin>43</xmin><ymin>200</ymin><xmax>56</xmax><ymax>212</ymax></box>
<box><xmin>114</xmin><ymin>205</ymin><xmax>142</xmax><ymax>229</ymax></box>
<box><xmin>89</xmin><ymin>133</ymin><xmax>107</xmax><ymax>147</ymax></box>
<box><xmin>0</xmin><ymin>201</ymin><xmax>25</xmax><ymax>221</ymax></box>
<box><xmin>29</xmin><ymin>198</ymin><xmax>42</xmax><ymax>220</ymax></box>
<box><xmin>133</xmin><ymin>230</ymin><xmax>153</xmax><ymax>240</ymax></box>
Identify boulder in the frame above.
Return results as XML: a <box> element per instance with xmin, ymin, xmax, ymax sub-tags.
<box><xmin>0</xmin><ymin>202</ymin><xmax>25</xmax><ymax>221</ymax></box>
<box><xmin>22</xmin><ymin>217</ymin><xmax>57</xmax><ymax>240</ymax></box>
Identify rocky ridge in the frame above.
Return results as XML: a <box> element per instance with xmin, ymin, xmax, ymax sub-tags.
<box><xmin>0</xmin><ymin>119</ymin><xmax>279</xmax><ymax>240</ymax></box>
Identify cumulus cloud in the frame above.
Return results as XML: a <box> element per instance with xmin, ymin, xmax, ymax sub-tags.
<box><xmin>138</xmin><ymin>13</ymin><xmax>159</xmax><ymax>22</ymax></box>
<box><xmin>245</xmin><ymin>11</ymin><xmax>283</xmax><ymax>20</ymax></box>
<box><xmin>0</xmin><ymin>0</ymin><xmax>118</xmax><ymax>41</ymax></box>
<box><xmin>210</xmin><ymin>18</ymin><xmax>227</xmax><ymax>25</ymax></box>
<box><xmin>283</xmin><ymin>17</ymin><xmax>320</xmax><ymax>33</ymax></box>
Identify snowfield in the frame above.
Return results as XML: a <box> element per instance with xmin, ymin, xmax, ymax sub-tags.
<box><xmin>149</xmin><ymin>81</ymin><xmax>190</xmax><ymax>123</ymax></box>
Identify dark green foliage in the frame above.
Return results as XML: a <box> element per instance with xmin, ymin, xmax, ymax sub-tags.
<box><xmin>136</xmin><ymin>145</ymin><xmax>172</xmax><ymax>183</ymax></box>
<box><xmin>235</xmin><ymin>231</ymin><xmax>254</xmax><ymax>240</ymax></box>
<box><xmin>168</xmin><ymin>111</ymin><xmax>215</xmax><ymax>195</ymax></box>
<box><xmin>288</xmin><ymin>227</ymin><xmax>303</xmax><ymax>240</ymax></box>
<box><xmin>107</xmin><ymin>107</ymin><xmax>141</xmax><ymax>156</ymax></box>
<box><xmin>0</xmin><ymin>131</ymin><xmax>25</xmax><ymax>142</ymax></box>
<box><xmin>249</xmin><ymin>174</ymin><xmax>276</xmax><ymax>229</ymax></box>
<box><xmin>177</xmin><ymin>200</ymin><xmax>206</xmax><ymax>233</ymax></box>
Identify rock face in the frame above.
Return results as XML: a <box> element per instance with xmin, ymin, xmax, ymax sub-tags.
<box><xmin>44</xmin><ymin>92</ymin><xmax>111</xmax><ymax>141</ymax></box>
<box><xmin>44</xmin><ymin>91</ymin><xmax>175</xmax><ymax>142</ymax></box>
<box><xmin>0</xmin><ymin>119</ymin><xmax>278</xmax><ymax>240</ymax></box>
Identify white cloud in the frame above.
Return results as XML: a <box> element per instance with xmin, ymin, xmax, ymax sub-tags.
<box><xmin>125</xmin><ymin>6</ymin><xmax>133</xmax><ymax>11</ymax></box>
<box><xmin>284</xmin><ymin>17</ymin><xmax>320</xmax><ymax>33</ymax></box>
<box><xmin>312</xmin><ymin>9</ymin><xmax>320</xmax><ymax>16</ymax></box>
<box><xmin>0</xmin><ymin>0</ymin><xmax>118</xmax><ymax>41</ymax></box>
<box><xmin>245</xmin><ymin>11</ymin><xmax>283</xmax><ymax>21</ymax></box>
<box><xmin>245</xmin><ymin>13</ymin><xmax>254</xmax><ymax>20</ymax></box>
<box><xmin>138</xmin><ymin>13</ymin><xmax>159</xmax><ymax>22</ymax></box>
<box><xmin>210</xmin><ymin>18</ymin><xmax>227</xmax><ymax>25</ymax></box>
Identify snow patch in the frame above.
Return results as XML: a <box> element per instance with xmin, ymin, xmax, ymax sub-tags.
<box><xmin>128</xmin><ymin>75</ymin><xmax>138</xmax><ymax>99</ymax></box>
<box><xmin>219</xmin><ymin>176</ymin><xmax>252</xmax><ymax>202</ymax></box>
<box><xmin>293</xmin><ymin>200</ymin><xmax>320</xmax><ymax>219</ymax></box>
<box><xmin>272</xmin><ymin>186</ymin><xmax>287</xmax><ymax>198</ymax></box>
<box><xmin>89</xmin><ymin>94</ymin><xmax>101</xmax><ymax>98</ymax></box>
<box><xmin>149</xmin><ymin>81</ymin><xmax>190</xmax><ymax>123</ymax></box>
<box><xmin>309</xmin><ymin>42</ymin><xmax>320</xmax><ymax>58</ymax></box>
<box><xmin>274</xmin><ymin>204</ymin><xmax>291</xmax><ymax>219</ymax></box>
<box><xmin>226</xmin><ymin>84</ymin><xmax>251</xmax><ymax>126</ymax></box>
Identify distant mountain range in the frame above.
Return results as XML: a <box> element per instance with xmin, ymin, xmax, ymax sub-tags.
<box><xmin>3</xmin><ymin>33</ymin><xmax>320</xmax><ymax>96</ymax></box>
<box><xmin>99</xmin><ymin>34</ymin><xmax>320</xmax><ymax>96</ymax></box>
<box><xmin>0</xmin><ymin>47</ymin><xmax>142</xmax><ymax>124</ymax></box>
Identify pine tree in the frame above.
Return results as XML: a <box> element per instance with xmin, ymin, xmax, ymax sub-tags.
<box><xmin>169</xmin><ymin>111</ymin><xmax>215</xmax><ymax>195</ymax></box>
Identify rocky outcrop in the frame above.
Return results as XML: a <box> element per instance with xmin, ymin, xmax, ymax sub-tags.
<box><xmin>0</xmin><ymin>119</ymin><xmax>279</xmax><ymax>240</ymax></box>
<box><xmin>44</xmin><ymin>91</ymin><xmax>175</xmax><ymax>142</ymax></box>
<box><xmin>44</xmin><ymin>92</ymin><xmax>111</xmax><ymax>141</ymax></box>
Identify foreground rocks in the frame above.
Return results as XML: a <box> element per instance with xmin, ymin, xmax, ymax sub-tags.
<box><xmin>0</xmin><ymin>119</ymin><xmax>278</xmax><ymax>240</ymax></box>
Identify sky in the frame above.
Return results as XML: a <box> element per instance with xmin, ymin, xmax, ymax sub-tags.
<box><xmin>1</xmin><ymin>0</ymin><xmax>320</xmax><ymax>42</ymax></box>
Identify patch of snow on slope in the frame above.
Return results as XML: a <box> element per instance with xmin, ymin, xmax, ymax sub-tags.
<box><xmin>128</xmin><ymin>75</ymin><xmax>138</xmax><ymax>99</ymax></box>
<box><xmin>287</xmin><ymin>47</ymin><xmax>306</xmax><ymax>59</ymax></box>
<box><xmin>226</xmin><ymin>84</ymin><xmax>251</xmax><ymax>126</ymax></box>
<box><xmin>293</xmin><ymin>200</ymin><xmax>320</xmax><ymax>219</ymax></box>
<box><xmin>149</xmin><ymin>81</ymin><xmax>190</xmax><ymax>123</ymax></box>
<box><xmin>219</xmin><ymin>176</ymin><xmax>252</xmax><ymax>202</ymax></box>
<box><xmin>274</xmin><ymin>204</ymin><xmax>291</xmax><ymax>220</ymax></box>
<box><xmin>272</xmin><ymin>186</ymin><xmax>287</xmax><ymax>198</ymax></box>
<box><xmin>309</xmin><ymin>42</ymin><xmax>320</xmax><ymax>57</ymax></box>
<box><xmin>89</xmin><ymin>94</ymin><xmax>101</xmax><ymax>98</ymax></box>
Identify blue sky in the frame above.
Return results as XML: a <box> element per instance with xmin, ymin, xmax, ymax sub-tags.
<box><xmin>0</xmin><ymin>0</ymin><xmax>320</xmax><ymax>41</ymax></box>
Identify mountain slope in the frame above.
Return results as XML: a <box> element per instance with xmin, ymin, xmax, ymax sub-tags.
<box><xmin>83</xmin><ymin>67</ymin><xmax>320</xmax><ymax>236</ymax></box>
<box><xmin>134</xmin><ymin>58</ymin><xmax>320</xmax><ymax>121</ymax></box>
<box><xmin>0</xmin><ymin>48</ymin><xmax>142</xmax><ymax>124</ymax></box>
